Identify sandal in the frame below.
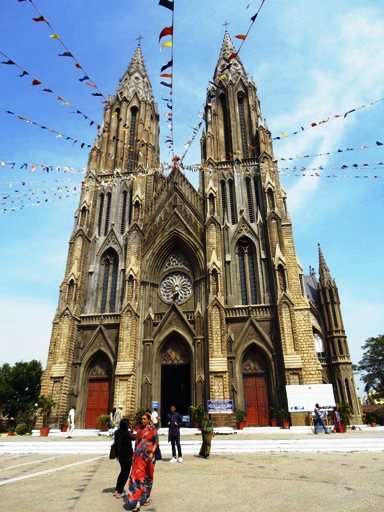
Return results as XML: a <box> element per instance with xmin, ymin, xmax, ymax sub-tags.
<box><xmin>144</xmin><ymin>499</ymin><xmax>152</xmax><ymax>506</ymax></box>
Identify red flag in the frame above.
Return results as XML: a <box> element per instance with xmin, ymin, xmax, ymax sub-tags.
<box><xmin>160</xmin><ymin>73</ymin><xmax>173</xmax><ymax>78</ymax></box>
<box><xmin>228</xmin><ymin>52</ymin><xmax>238</xmax><ymax>61</ymax></box>
<box><xmin>33</xmin><ymin>16</ymin><xmax>47</xmax><ymax>23</ymax></box>
<box><xmin>236</xmin><ymin>34</ymin><xmax>247</xmax><ymax>40</ymax></box>
<box><xmin>32</xmin><ymin>79</ymin><xmax>42</xmax><ymax>86</ymax></box>
<box><xmin>159</xmin><ymin>26</ymin><xmax>173</xmax><ymax>42</ymax></box>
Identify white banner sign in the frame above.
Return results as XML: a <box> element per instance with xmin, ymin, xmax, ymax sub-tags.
<box><xmin>286</xmin><ymin>384</ymin><xmax>336</xmax><ymax>412</ymax></box>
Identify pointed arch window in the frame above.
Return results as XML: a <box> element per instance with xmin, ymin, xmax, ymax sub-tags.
<box><xmin>245</xmin><ymin>177</ymin><xmax>255</xmax><ymax>222</ymax></box>
<box><xmin>67</xmin><ymin>279</ymin><xmax>75</xmax><ymax>304</ymax></box>
<box><xmin>104</xmin><ymin>192</ymin><xmax>112</xmax><ymax>236</ymax></box>
<box><xmin>208</xmin><ymin>193</ymin><xmax>215</xmax><ymax>216</ymax></box>
<box><xmin>277</xmin><ymin>264</ymin><xmax>287</xmax><ymax>292</ymax></box>
<box><xmin>267</xmin><ymin>188</ymin><xmax>275</xmax><ymax>211</ymax></box>
<box><xmin>253</xmin><ymin>176</ymin><xmax>261</xmax><ymax>211</ymax></box>
<box><xmin>237</xmin><ymin>237</ymin><xmax>259</xmax><ymax>305</ymax></box>
<box><xmin>228</xmin><ymin>179</ymin><xmax>237</xmax><ymax>224</ymax></box>
<box><xmin>79</xmin><ymin>206</ymin><xmax>87</xmax><ymax>228</ymax></box>
<box><xmin>128</xmin><ymin>188</ymin><xmax>133</xmax><ymax>225</ymax></box>
<box><xmin>97</xmin><ymin>193</ymin><xmax>105</xmax><ymax>236</ymax></box>
<box><xmin>128</xmin><ymin>107</ymin><xmax>138</xmax><ymax>172</ymax></box>
<box><xmin>238</xmin><ymin>94</ymin><xmax>249</xmax><ymax>158</ymax></box>
<box><xmin>99</xmin><ymin>249</ymin><xmax>119</xmax><ymax>313</ymax></box>
<box><xmin>120</xmin><ymin>190</ymin><xmax>128</xmax><ymax>234</ymax></box>
<box><xmin>220</xmin><ymin>180</ymin><xmax>227</xmax><ymax>224</ymax></box>
<box><xmin>219</xmin><ymin>93</ymin><xmax>232</xmax><ymax>160</ymax></box>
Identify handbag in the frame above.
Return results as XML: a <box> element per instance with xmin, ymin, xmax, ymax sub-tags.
<box><xmin>109</xmin><ymin>443</ymin><xmax>117</xmax><ymax>460</ymax></box>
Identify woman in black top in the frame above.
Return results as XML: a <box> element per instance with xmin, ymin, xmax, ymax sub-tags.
<box><xmin>114</xmin><ymin>418</ymin><xmax>134</xmax><ymax>498</ymax></box>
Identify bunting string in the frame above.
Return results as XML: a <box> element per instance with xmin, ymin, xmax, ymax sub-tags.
<box><xmin>0</xmin><ymin>50</ymin><xmax>100</xmax><ymax>129</ymax></box>
<box><xmin>0</xmin><ymin>159</ymin><xmax>86</xmax><ymax>174</ymax></box>
<box><xmin>18</xmin><ymin>0</ymin><xmax>106</xmax><ymax>100</ymax></box>
<box><xmin>0</xmin><ymin>106</ymin><xmax>92</xmax><ymax>149</ymax></box>
<box><xmin>274</xmin><ymin>140</ymin><xmax>384</xmax><ymax>163</ymax></box>
<box><xmin>158</xmin><ymin>0</ymin><xmax>175</xmax><ymax>157</ymax></box>
<box><xmin>272</xmin><ymin>98</ymin><xmax>384</xmax><ymax>141</ymax></box>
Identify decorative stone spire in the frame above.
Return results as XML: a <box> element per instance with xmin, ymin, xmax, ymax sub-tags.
<box><xmin>213</xmin><ymin>32</ymin><xmax>247</xmax><ymax>83</ymax></box>
<box><xmin>117</xmin><ymin>44</ymin><xmax>154</xmax><ymax>101</ymax></box>
<box><xmin>318</xmin><ymin>244</ymin><xmax>333</xmax><ymax>286</ymax></box>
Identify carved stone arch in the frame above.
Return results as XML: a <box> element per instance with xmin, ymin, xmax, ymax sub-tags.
<box><xmin>142</xmin><ymin>232</ymin><xmax>205</xmax><ymax>282</ymax></box>
<box><xmin>80</xmin><ymin>326</ymin><xmax>115</xmax><ymax>364</ymax></box>
<box><xmin>235</xmin><ymin>318</ymin><xmax>275</xmax><ymax>358</ymax></box>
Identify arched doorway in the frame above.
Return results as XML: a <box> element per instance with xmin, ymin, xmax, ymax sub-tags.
<box><xmin>85</xmin><ymin>353</ymin><xmax>112</xmax><ymax>428</ymax></box>
<box><xmin>160</xmin><ymin>337</ymin><xmax>191</xmax><ymax>425</ymax></box>
<box><xmin>242</xmin><ymin>347</ymin><xmax>269</xmax><ymax>426</ymax></box>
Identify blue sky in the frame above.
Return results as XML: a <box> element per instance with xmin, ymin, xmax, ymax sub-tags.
<box><xmin>0</xmin><ymin>0</ymin><xmax>383</xmax><ymax>398</ymax></box>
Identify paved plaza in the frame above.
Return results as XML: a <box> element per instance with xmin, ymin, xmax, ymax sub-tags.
<box><xmin>1</xmin><ymin>430</ymin><xmax>383</xmax><ymax>511</ymax></box>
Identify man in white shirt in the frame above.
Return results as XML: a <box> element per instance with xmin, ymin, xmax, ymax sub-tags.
<box><xmin>67</xmin><ymin>407</ymin><xmax>75</xmax><ymax>438</ymax></box>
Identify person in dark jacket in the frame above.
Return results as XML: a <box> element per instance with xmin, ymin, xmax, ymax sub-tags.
<box><xmin>114</xmin><ymin>418</ymin><xmax>134</xmax><ymax>498</ymax></box>
<box><xmin>167</xmin><ymin>405</ymin><xmax>183</xmax><ymax>463</ymax></box>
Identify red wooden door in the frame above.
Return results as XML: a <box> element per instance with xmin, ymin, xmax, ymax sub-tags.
<box><xmin>85</xmin><ymin>379</ymin><xmax>110</xmax><ymax>428</ymax></box>
<box><xmin>243</xmin><ymin>374</ymin><xmax>269</xmax><ymax>426</ymax></box>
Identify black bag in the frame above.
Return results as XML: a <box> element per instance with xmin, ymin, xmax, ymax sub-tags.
<box><xmin>109</xmin><ymin>443</ymin><xmax>117</xmax><ymax>460</ymax></box>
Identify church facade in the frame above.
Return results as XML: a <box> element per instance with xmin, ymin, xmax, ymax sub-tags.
<box><xmin>40</xmin><ymin>34</ymin><xmax>361</xmax><ymax>427</ymax></box>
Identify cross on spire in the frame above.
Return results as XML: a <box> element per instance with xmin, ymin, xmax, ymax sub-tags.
<box><xmin>223</xmin><ymin>21</ymin><xmax>230</xmax><ymax>32</ymax></box>
<box><xmin>136</xmin><ymin>35</ymin><xmax>144</xmax><ymax>45</ymax></box>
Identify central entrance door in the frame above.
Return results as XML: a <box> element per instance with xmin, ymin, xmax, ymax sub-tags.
<box><xmin>160</xmin><ymin>337</ymin><xmax>191</xmax><ymax>425</ymax></box>
<box><xmin>242</xmin><ymin>348</ymin><xmax>269</xmax><ymax>426</ymax></box>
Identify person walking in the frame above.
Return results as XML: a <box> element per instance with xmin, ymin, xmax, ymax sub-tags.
<box><xmin>66</xmin><ymin>407</ymin><xmax>75</xmax><ymax>438</ymax></box>
<box><xmin>167</xmin><ymin>405</ymin><xmax>183</xmax><ymax>463</ymax></box>
<box><xmin>314</xmin><ymin>403</ymin><xmax>330</xmax><ymax>434</ymax></box>
<box><xmin>332</xmin><ymin>406</ymin><xmax>341</xmax><ymax>433</ymax></box>
<box><xmin>114</xmin><ymin>405</ymin><xmax>123</xmax><ymax>428</ymax></box>
<box><xmin>126</xmin><ymin>412</ymin><xmax>159</xmax><ymax>511</ymax></box>
<box><xmin>199</xmin><ymin>412</ymin><xmax>214</xmax><ymax>459</ymax></box>
<box><xmin>151</xmin><ymin>407</ymin><xmax>162</xmax><ymax>461</ymax></box>
<box><xmin>113</xmin><ymin>419</ymin><xmax>134</xmax><ymax>499</ymax></box>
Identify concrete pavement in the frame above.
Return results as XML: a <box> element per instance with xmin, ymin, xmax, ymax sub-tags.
<box><xmin>0</xmin><ymin>449</ymin><xmax>383</xmax><ymax>511</ymax></box>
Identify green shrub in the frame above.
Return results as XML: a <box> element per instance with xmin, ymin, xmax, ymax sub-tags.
<box><xmin>15</xmin><ymin>422</ymin><xmax>29</xmax><ymax>435</ymax></box>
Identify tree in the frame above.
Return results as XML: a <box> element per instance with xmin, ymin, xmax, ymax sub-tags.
<box><xmin>0</xmin><ymin>360</ymin><xmax>43</xmax><ymax>420</ymax></box>
<box><xmin>356</xmin><ymin>334</ymin><xmax>384</xmax><ymax>398</ymax></box>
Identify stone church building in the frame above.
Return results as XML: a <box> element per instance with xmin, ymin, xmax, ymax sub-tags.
<box><xmin>41</xmin><ymin>34</ymin><xmax>361</xmax><ymax>427</ymax></box>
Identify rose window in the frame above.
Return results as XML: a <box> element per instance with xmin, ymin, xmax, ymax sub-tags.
<box><xmin>160</xmin><ymin>272</ymin><xmax>193</xmax><ymax>304</ymax></box>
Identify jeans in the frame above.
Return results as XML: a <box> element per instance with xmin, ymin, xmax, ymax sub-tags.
<box><xmin>315</xmin><ymin>417</ymin><xmax>328</xmax><ymax>434</ymax></box>
<box><xmin>170</xmin><ymin>434</ymin><xmax>182</xmax><ymax>458</ymax></box>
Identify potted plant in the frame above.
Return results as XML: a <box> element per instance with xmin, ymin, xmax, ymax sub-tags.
<box><xmin>365</xmin><ymin>412</ymin><xmax>378</xmax><ymax>427</ymax></box>
<box><xmin>38</xmin><ymin>394</ymin><xmax>56</xmax><ymax>436</ymax></box>
<box><xmin>278</xmin><ymin>409</ymin><xmax>290</xmax><ymax>429</ymax></box>
<box><xmin>59</xmin><ymin>412</ymin><xmax>69</xmax><ymax>432</ymax></box>
<box><xmin>235</xmin><ymin>408</ymin><xmax>247</xmax><ymax>430</ymax></box>
<box><xmin>269</xmin><ymin>406</ymin><xmax>278</xmax><ymax>427</ymax></box>
<box><xmin>338</xmin><ymin>402</ymin><xmax>352</xmax><ymax>433</ymax></box>
<box><xmin>7</xmin><ymin>427</ymin><xmax>15</xmax><ymax>436</ymax></box>
<box><xmin>189</xmin><ymin>404</ymin><xmax>205</xmax><ymax>428</ymax></box>
<box><xmin>96</xmin><ymin>414</ymin><xmax>110</xmax><ymax>431</ymax></box>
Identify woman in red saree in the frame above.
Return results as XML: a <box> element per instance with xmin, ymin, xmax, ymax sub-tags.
<box><xmin>126</xmin><ymin>412</ymin><xmax>159</xmax><ymax>511</ymax></box>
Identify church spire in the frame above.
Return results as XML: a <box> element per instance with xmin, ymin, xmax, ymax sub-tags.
<box><xmin>213</xmin><ymin>32</ymin><xmax>247</xmax><ymax>83</ymax></box>
<box><xmin>117</xmin><ymin>43</ymin><xmax>154</xmax><ymax>101</ymax></box>
<box><xmin>318</xmin><ymin>244</ymin><xmax>333</xmax><ymax>286</ymax></box>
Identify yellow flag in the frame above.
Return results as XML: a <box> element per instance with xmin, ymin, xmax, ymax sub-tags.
<box><xmin>281</xmin><ymin>131</ymin><xmax>288</xmax><ymax>137</ymax></box>
<box><xmin>49</xmin><ymin>34</ymin><xmax>60</xmax><ymax>39</ymax></box>
<box><xmin>161</xmin><ymin>41</ymin><xmax>173</xmax><ymax>49</ymax></box>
